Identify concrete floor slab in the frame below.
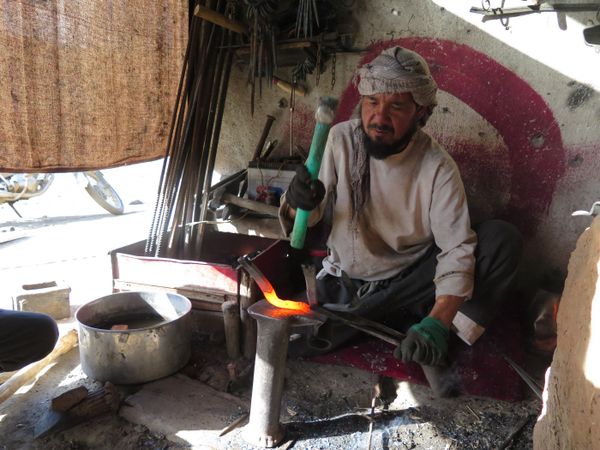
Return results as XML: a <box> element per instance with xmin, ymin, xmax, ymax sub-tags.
<box><xmin>119</xmin><ymin>373</ymin><xmax>249</xmax><ymax>449</ymax></box>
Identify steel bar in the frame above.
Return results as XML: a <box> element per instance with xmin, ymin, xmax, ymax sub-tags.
<box><xmin>207</xmin><ymin>169</ymin><xmax>246</xmax><ymax>193</ymax></box>
<box><xmin>195</xmin><ymin>37</ymin><xmax>234</xmax><ymax>254</ymax></box>
<box><xmin>148</xmin><ymin>0</ymin><xmax>238</xmax><ymax>260</ymax></box>
<box><xmin>311</xmin><ymin>306</ymin><xmax>403</xmax><ymax>347</ymax></box>
<box><xmin>219</xmin><ymin>413</ymin><xmax>249</xmax><ymax>437</ymax></box>
<box><xmin>146</xmin><ymin>18</ymin><xmax>197</xmax><ymax>256</ymax></box>
<box><xmin>188</xmin><ymin>16</ymin><xmax>226</xmax><ymax>257</ymax></box>
<box><xmin>503</xmin><ymin>354</ymin><xmax>543</xmax><ymax>400</ymax></box>
<box><xmin>252</xmin><ymin>115</ymin><xmax>276</xmax><ymax>161</ymax></box>
<box><xmin>301</xmin><ymin>264</ymin><xmax>318</xmax><ymax>306</ymax></box>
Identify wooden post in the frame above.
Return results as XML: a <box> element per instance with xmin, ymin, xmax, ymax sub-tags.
<box><xmin>0</xmin><ymin>330</ymin><xmax>78</xmax><ymax>405</ymax></box>
<box><xmin>222</xmin><ymin>300</ymin><xmax>241</xmax><ymax>359</ymax></box>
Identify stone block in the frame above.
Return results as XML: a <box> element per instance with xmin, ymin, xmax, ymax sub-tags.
<box><xmin>533</xmin><ymin>216</ymin><xmax>600</xmax><ymax>450</ymax></box>
<box><xmin>12</xmin><ymin>280</ymin><xmax>71</xmax><ymax>320</ymax></box>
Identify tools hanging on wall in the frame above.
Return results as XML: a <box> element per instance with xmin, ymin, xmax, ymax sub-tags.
<box><xmin>471</xmin><ymin>2</ymin><xmax>600</xmax><ymax>22</ymax></box>
<box><xmin>146</xmin><ymin>1</ymin><xmax>359</xmax><ymax>260</ymax></box>
<box><xmin>471</xmin><ymin>2</ymin><xmax>600</xmax><ymax>43</ymax></box>
<box><xmin>237</xmin><ymin>1</ymin><xmax>357</xmax><ymax>113</ymax></box>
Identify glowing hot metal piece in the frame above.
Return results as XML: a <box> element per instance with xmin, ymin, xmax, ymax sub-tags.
<box><xmin>238</xmin><ymin>256</ymin><xmax>311</xmax><ymax>313</ymax></box>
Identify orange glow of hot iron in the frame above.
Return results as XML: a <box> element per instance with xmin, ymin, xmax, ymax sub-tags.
<box><xmin>262</xmin><ymin>287</ymin><xmax>311</xmax><ymax>313</ymax></box>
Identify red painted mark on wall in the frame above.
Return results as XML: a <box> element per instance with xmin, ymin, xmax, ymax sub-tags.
<box><xmin>277</xmin><ymin>104</ymin><xmax>317</xmax><ymax>157</ymax></box>
<box><xmin>336</xmin><ymin>38</ymin><xmax>566</xmax><ymax>236</ymax></box>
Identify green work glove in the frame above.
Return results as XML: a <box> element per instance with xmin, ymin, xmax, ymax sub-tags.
<box><xmin>394</xmin><ymin>317</ymin><xmax>449</xmax><ymax>366</ymax></box>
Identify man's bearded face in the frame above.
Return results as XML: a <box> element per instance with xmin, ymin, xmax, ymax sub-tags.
<box><xmin>360</xmin><ymin>92</ymin><xmax>424</xmax><ymax>159</ymax></box>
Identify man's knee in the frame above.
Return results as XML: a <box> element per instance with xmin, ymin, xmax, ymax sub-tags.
<box><xmin>475</xmin><ymin>219</ymin><xmax>523</xmax><ymax>261</ymax></box>
<box><xmin>0</xmin><ymin>311</ymin><xmax>59</xmax><ymax>371</ymax></box>
<box><xmin>30</xmin><ymin>313</ymin><xmax>59</xmax><ymax>361</ymax></box>
<box><xmin>14</xmin><ymin>312</ymin><xmax>59</xmax><ymax>365</ymax></box>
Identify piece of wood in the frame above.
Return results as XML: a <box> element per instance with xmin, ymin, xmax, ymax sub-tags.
<box><xmin>222</xmin><ymin>192</ymin><xmax>280</xmax><ymax>217</ymax></box>
<box><xmin>193</xmin><ymin>4</ymin><xmax>248</xmax><ymax>34</ymax></box>
<box><xmin>113</xmin><ymin>279</ymin><xmax>234</xmax><ymax>308</ymax></box>
<box><xmin>0</xmin><ymin>370</ymin><xmax>16</xmax><ymax>384</ymax></box>
<box><xmin>0</xmin><ymin>329</ymin><xmax>78</xmax><ymax>405</ymax></box>
<box><xmin>222</xmin><ymin>300</ymin><xmax>241</xmax><ymax>359</ymax></box>
<box><xmin>69</xmin><ymin>382</ymin><xmax>120</xmax><ymax>418</ymax></box>
<box><xmin>35</xmin><ymin>382</ymin><xmax>121</xmax><ymax>439</ymax></box>
<box><xmin>234</xmin><ymin>40</ymin><xmax>312</xmax><ymax>54</ymax></box>
<box><xmin>273</xmin><ymin>77</ymin><xmax>307</xmax><ymax>96</ymax></box>
<box><xmin>51</xmin><ymin>386</ymin><xmax>89</xmax><ymax>412</ymax></box>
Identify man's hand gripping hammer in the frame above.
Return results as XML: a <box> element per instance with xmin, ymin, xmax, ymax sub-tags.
<box><xmin>290</xmin><ymin>96</ymin><xmax>338</xmax><ymax>249</ymax></box>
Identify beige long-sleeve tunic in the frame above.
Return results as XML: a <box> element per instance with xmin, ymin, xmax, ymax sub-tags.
<box><xmin>281</xmin><ymin>119</ymin><xmax>477</xmax><ymax>300</ymax></box>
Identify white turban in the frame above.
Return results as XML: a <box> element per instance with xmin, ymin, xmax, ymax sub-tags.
<box><xmin>355</xmin><ymin>47</ymin><xmax>438</xmax><ymax>110</ymax></box>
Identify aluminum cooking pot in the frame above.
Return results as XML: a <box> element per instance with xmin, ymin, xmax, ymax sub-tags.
<box><xmin>75</xmin><ymin>291</ymin><xmax>192</xmax><ymax>384</ymax></box>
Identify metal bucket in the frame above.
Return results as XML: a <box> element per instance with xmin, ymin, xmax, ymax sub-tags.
<box><xmin>75</xmin><ymin>291</ymin><xmax>192</xmax><ymax>384</ymax></box>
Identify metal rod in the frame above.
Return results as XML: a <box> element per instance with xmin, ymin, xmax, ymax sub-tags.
<box><xmin>252</xmin><ymin>115</ymin><xmax>276</xmax><ymax>161</ymax></box>
<box><xmin>311</xmin><ymin>306</ymin><xmax>403</xmax><ymax>347</ymax></box>
<box><xmin>503</xmin><ymin>354</ymin><xmax>543</xmax><ymax>400</ymax></box>
<box><xmin>196</xmin><ymin>40</ymin><xmax>234</xmax><ymax>254</ymax></box>
<box><xmin>190</xmin><ymin>18</ymin><xmax>227</xmax><ymax>256</ymax></box>
<box><xmin>219</xmin><ymin>413</ymin><xmax>249</xmax><ymax>437</ymax></box>
<box><xmin>146</xmin><ymin>17</ymin><xmax>197</xmax><ymax>255</ymax></box>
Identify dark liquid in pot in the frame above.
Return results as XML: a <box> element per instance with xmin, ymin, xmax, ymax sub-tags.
<box><xmin>92</xmin><ymin>313</ymin><xmax>166</xmax><ymax>330</ymax></box>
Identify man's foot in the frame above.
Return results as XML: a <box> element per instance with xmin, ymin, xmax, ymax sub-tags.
<box><xmin>420</xmin><ymin>363</ymin><xmax>462</xmax><ymax>398</ymax></box>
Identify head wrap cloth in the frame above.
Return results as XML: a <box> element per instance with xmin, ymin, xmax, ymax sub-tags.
<box><xmin>355</xmin><ymin>47</ymin><xmax>438</xmax><ymax>125</ymax></box>
<box><xmin>347</xmin><ymin>47</ymin><xmax>438</xmax><ymax>224</ymax></box>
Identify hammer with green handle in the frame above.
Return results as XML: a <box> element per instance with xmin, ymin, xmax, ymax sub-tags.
<box><xmin>290</xmin><ymin>96</ymin><xmax>338</xmax><ymax>249</ymax></box>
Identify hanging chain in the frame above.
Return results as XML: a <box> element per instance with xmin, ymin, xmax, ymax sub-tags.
<box><xmin>315</xmin><ymin>42</ymin><xmax>322</xmax><ymax>86</ymax></box>
<box><xmin>331</xmin><ymin>51</ymin><xmax>336</xmax><ymax>90</ymax></box>
<box><xmin>289</xmin><ymin>77</ymin><xmax>296</xmax><ymax>157</ymax></box>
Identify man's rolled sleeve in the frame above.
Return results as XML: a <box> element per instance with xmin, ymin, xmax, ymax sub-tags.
<box><xmin>430</xmin><ymin>159</ymin><xmax>477</xmax><ymax>300</ymax></box>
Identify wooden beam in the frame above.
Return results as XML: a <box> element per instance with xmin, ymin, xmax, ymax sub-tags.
<box><xmin>194</xmin><ymin>5</ymin><xmax>248</xmax><ymax>34</ymax></box>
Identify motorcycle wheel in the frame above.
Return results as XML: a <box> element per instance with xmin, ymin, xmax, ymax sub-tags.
<box><xmin>83</xmin><ymin>171</ymin><xmax>124</xmax><ymax>215</ymax></box>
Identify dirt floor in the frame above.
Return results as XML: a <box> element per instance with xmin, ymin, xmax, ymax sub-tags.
<box><xmin>0</xmin><ymin>327</ymin><xmax>542</xmax><ymax>450</ymax></box>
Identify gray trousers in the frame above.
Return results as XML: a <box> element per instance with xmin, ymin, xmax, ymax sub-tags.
<box><xmin>300</xmin><ymin>220</ymin><xmax>522</xmax><ymax>354</ymax></box>
<box><xmin>0</xmin><ymin>309</ymin><xmax>59</xmax><ymax>371</ymax></box>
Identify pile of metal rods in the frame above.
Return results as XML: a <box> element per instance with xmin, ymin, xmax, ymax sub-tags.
<box><xmin>296</xmin><ymin>0</ymin><xmax>320</xmax><ymax>39</ymax></box>
<box><xmin>245</xmin><ymin>0</ymin><xmax>278</xmax><ymax>115</ymax></box>
<box><xmin>146</xmin><ymin>1</ymin><xmax>237</xmax><ymax>259</ymax></box>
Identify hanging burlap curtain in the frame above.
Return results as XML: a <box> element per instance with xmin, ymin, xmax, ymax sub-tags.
<box><xmin>0</xmin><ymin>1</ymin><xmax>187</xmax><ymax>172</ymax></box>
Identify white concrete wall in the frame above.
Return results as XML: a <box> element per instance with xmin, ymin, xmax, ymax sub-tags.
<box><xmin>216</xmin><ymin>0</ymin><xmax>600</xmax><ymax>280</ymax></box>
